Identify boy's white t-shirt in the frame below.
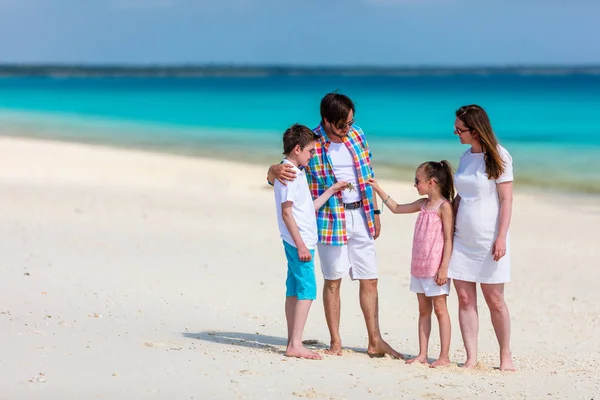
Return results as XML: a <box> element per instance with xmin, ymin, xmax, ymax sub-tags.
<box><xmin>274</xmin><ymin>159</ymin><xmax>318</xmax><ymax>249</ymax></box>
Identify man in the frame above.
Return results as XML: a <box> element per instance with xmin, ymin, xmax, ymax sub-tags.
<box><xmin>267</xmin><ymin>93</ymin><xmax>402</xmax><ymax>358</ymax></box>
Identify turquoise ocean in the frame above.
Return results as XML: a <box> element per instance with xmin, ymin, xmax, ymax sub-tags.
<box><xmin>1</xmin><ymin>74</ymin><xmax>599</xmax><ymax>194</ymax></box>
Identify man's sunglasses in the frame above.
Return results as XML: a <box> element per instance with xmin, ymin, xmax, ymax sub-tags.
<box><xmin>336</xmin><ymin>119</ymin><xmax>355</xmax><ymax>130</ymax></box>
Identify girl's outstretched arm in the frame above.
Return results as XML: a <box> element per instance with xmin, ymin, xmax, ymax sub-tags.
<box><xmin>366</xmin><ymin>178</ymin><xmax>423</xmax><ymax>214</ymax></box>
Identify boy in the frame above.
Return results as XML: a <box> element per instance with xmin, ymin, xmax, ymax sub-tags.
<box><xmin>274</xmin><ymin>124</ymin><xmax>347</xmax><ymax>359</ymax></box>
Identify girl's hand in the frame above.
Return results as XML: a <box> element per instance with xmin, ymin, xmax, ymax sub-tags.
<box><xmin>366</xmin><ymin>178</ymin><xmax>381</xmax><ymax>191</ymax></box>
<box><xmin>331</xmin><ymin>180</ymin><xmax>348</xmax><ymax>193</ymax></box>
<box><xmin>436</xmin><ymin>267</ymin><xmax>448</xmax><ymax>286</ymax></box>
<box><xmin>492</xmin><ymin>236</ymin><xmax>507</xmax><ymax>261</ymax></box>
<box><xmin>298</xmin><ymin>245</ymin><xmax>312</xmax><ymax>262</ymax></box>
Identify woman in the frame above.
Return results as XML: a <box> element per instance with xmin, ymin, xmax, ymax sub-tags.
<box><xmin>449</xmin><ymin>104</ymin><xmax>515</xmax><ymax>371</ymax></box>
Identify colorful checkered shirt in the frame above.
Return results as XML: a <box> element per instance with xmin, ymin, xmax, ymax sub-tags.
<box><xmin>306</xmin><ymin>124</ymin><xmax>376</xmax><ymax>246</ymax></box>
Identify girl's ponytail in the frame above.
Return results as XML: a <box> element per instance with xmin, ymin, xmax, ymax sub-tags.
<box><xmin>438</xmin><ymin>160</ymin><xmax>456</xmax><ymax>203</ymax></box>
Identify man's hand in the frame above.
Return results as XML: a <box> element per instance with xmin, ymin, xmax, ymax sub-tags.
<box><xmin>374</xmin><ymin>214</ymin><xmax>381</xmax><ymax>239</ymax></box>
<box><xmin>298</xmin><ymin>245</ymin><xmax>312</xmax><ymax>262</ymax></box>
<box><xmin>268</xmin><ymin>163</ymin><xmax>297</xmax><ymax>186</ymax></box>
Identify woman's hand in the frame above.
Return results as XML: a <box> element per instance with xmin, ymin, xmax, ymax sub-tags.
<box><xmin>492</xmin><ymin>236</ymin><xmax>507</xmax><ymax>261</ymax></box>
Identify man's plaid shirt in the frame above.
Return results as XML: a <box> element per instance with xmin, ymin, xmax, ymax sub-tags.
<box><xmin>306</xmin><ymin>123</ymin><xmax>376</xmax><ymax>246</ymax></box>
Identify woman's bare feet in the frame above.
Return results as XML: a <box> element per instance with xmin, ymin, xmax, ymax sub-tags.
<box><xmin>406</xmin><ymin>354</ymin><xmax>428</xmax><ymax>365</ymax></box>
<box><xmin>285</xmin><ymin>346</ymin><xmax>322</xmax><ymax>360</ymax></box>
<box><xmin>461</xmin><ymin>358</ymin><xmax>478</xmax><ymax>368</ymax></box>
<box><xmin>324</xmin><ymin>342</ymin><xmax>342</xmax><ymax>356</ymax></box>
<box><xmin>368</xmin><ymin>339</ymin><xmax>404</xmax><ymax>359</ymax></box>
<box><xmin>499</xmin><ymin>353</ymin><xmax>516</xmax><ymax>371</ymax></box>
<box><xmin>430</xmin><ymin>357</ymin><xmax>451</xmax><ymax>368</ymax></box>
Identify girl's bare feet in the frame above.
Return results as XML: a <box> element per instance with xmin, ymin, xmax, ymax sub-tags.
<box><xmin>285</xmin><ymin>346</ymin><xmax>322</xmax><ymax>360</ymax></box>
<box><xmin>406</xmin><ymin>354</ymin><xmax>428</xmax><ymax>365</ymax></box>
<box><xmin>430</xmin><ymin>357</ymin><xmax>451</xmax><ymax>368</ymax></box>
<box><xmin>499</xmin><ymin>353</ymin><xmax>516</xmax><ymax>371</ymax></box>
<box><xmin>324</xmin><ymin>342</ymin><xmax>342</xmax><ymax>356</ymax></box>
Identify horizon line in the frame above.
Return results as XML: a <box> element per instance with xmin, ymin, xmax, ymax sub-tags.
<box><xmin>2</xmin><ymin>62</ymin><xmax>600</xmax><ymax>69</ymax></box>
<box><xmin>2</xmin><ymin>63</ymin><xmax>600</xmax><ymax>77</ymax></box>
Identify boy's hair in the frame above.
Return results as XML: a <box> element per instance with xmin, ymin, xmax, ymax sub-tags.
<box><xmin>320</xmin><ymin>92</ymin><xmax>355</xmax><ymax>125</ymax></box>
<box><xmin>282</xmin><ymin>124</ymin><xmax>319</xmax><ymax>155</ymax></box>
<box><xmin>418</xmin><ymin>160</ymin><xmax>456</xmax><ymax>203</ymax></box>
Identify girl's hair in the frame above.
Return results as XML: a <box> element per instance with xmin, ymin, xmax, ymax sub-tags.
<box><xmin>418</xmin><ymin>160</ymin><xmax>456</xmax><ymax>203</ymax></box>
<box><xmin>455</xmin><ymin>104</ymin><xmax>505</xmax><ymax>180</ymax></box>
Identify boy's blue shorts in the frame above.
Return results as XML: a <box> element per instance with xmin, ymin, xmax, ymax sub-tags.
<box><xmin>283</xmin><ymin>241</ymin><xmax>317</xmax><ymax>300</ymax></box>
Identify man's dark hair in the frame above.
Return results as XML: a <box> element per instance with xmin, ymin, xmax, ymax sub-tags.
<box><xmin>283</xmin><ymin>124</ymin><xmax>319</xmax><ymax>155</ymax></box>
<box><xmin>320</xmin><ymin>92</ymin><xmax>355</xmax><ymax>125</ymax></box>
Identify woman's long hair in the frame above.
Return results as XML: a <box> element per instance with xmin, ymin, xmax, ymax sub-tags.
<box><xmin>456</xmin><ymin>104</ymin><xmax>505</xmax><ymax>180</ymax></box>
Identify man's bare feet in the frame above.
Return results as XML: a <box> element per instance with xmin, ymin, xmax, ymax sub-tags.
<box><xmin>285</xmin><ymin>346</ymin><xmax>322</xmax><ymax>360</ymax></box>
<box><xmin>324</xmin><ymin>342</ymin><xmax>342</xmax><ymax>356</ymax></box>
<box><xmin>499</xmin><ymin>353</ymin><xmax>516</xmax><ymax>371</ymax></box>
<box><xmin>430</xmin><ymin>357</ymin><xmax>451</xmax><ymax>368</ymax></box>
<box><xmin>367</xmin><ymin>339</ymin><xmax>404</xmax><ymax>359</ymax></box>
<box><xmin>406</xmin><ymin>354</ymin><xmax>428</xmax><ymax>365</ymax></box>
<box><xmin>461</xmin><ymin>358</ymin><xmax>477</xmax><ymax>368</ymax></box>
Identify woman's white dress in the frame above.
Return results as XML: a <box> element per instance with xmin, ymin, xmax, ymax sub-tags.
<box><xmin>448</xmin><ymin>146</ymin><xmax>513</xmax><ymax>284</ymax></box>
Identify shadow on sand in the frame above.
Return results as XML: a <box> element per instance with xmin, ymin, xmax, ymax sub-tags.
<box><xmin>182</xmin><ymin>331</ymin><xmax>286</xmax><ymax>354</ymax></box>
<box><xmin>182</xmin><ymin>331</ymin><xmax>374</xmax><ymax>356</ymax></box>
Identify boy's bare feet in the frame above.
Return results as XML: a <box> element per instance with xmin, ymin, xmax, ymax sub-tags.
<box><xmin>406</xmin><ymin>354</ymin><xmax>428</xmax><ymax>365</ymax></box>
<box><xmin>367</xmin><ymin>339</ymin><xmax>404</xmax><ymax>359</ymax></box>
<box><xmin>324</xmin><ymin>342</ymin><xmax>342</xmax><ymax>356</ymax></box>
<box><xmin>499</xmin><ymin>353</ymin><xmax>516</xmax><ymax>371</ymax></box>
<box><xmin>430</xmin><ymin>357</ymin><xmax>451</xmax><ymax>368</ymax></box>
<box><xmin>285</xmin><ymin>346</ymin><xmax>322</xmax><ymax>360</ymax></box>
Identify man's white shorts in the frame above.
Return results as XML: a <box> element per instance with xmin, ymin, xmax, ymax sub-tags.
<box><xmin>317</xmin><ymin>208</ymin><xmax>377</xmax><ymax>281</ymax></box>
<box><xmin>410</xmin><ymin>276</ymin><xmax>451</xmax><ymax>297</ymax></box>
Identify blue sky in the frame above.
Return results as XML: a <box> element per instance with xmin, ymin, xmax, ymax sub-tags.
<box><xmin>1</xmin><ymin>0</ymin><xmax>599</xmax><ymax>66</ymax></box>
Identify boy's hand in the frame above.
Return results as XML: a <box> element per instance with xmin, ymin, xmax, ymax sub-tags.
<box><xmin>366</xmin><ymin>178</ymin><xmax>380</xmax><ymax>191</ymax></box>
<box><xmin>272</xmin><ymin>163</ymin><xmax>297</xmax><ymax>185</ymax></box>
<box><xmin>331</xmin><ymin>180</ymin><xmax>348</xmax><ymax>193</ymax></box>
<box><xmin>436</xmin><ymin>266</ymin><xmax>448</xmax><ymax>286</ymax></box>
<box><xmin>298</xmin><ymin>245</ymin><xmax>312</xmax><ymax>262</ymax></box>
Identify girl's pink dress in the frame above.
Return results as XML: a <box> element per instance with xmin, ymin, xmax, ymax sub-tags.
<box><xmin>411</xmin><ymin>200</ymin><xmax>447</xmax><ymax>278</ymax></box>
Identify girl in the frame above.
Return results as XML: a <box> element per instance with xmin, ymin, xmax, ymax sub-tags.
<box><xmin>367</xmin><ymin>161</ymin><xmax>455</xmax><ymax>367</ymax></box>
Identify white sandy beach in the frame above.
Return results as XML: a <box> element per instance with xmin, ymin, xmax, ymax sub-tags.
<box><xmin>1</xmin><ymin>136</ymin><xmax>599</xmax><ymax>399</ymax></box>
